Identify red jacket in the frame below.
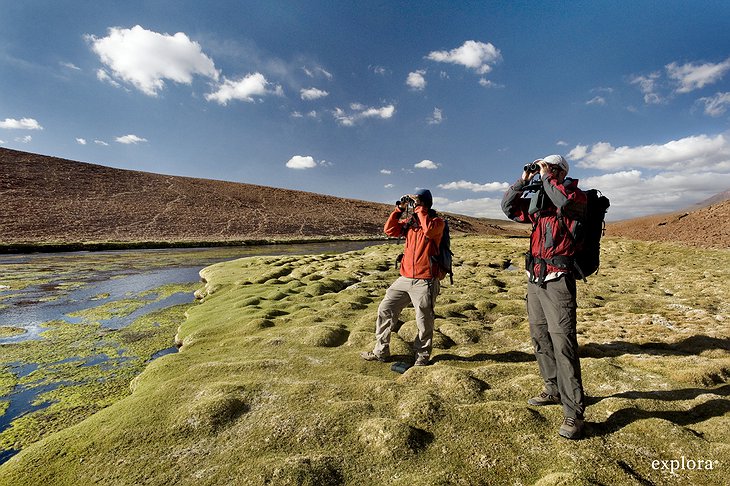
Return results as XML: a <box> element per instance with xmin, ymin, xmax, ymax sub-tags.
<box><xmin>385</xmin><ymin>205</ymin><xmax>444</xmax><ymax>279</ymax></box>
<box><xmin>502</xmin><ymin>175</ymin><xmax>587</xmax><ymax>281</ymax></box>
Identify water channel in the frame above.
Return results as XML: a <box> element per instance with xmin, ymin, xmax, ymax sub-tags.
<box><xmin>0</xmin><ymin>240</ymin><xmax>383</xmax><ymax>464</ymax></box>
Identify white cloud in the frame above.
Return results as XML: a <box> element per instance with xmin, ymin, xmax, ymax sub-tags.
<box><xmin>333</xmin><ymin>103</ymin><xmax>395</xmax><ymax>126</ymax></box>
<box><xmin>60</xmin><ymin>61</ymin><xmax>81</xmax><ymax>70</ymax></box>
<box><xmin>666</xmin><ymin>58</ymin><xmax>730</xmax><ymax>93</ymax></box>
<box><xmin>76</xmin><ymin>138</ymin><xmax>87</xmax><ymax>145</ymax></box>
<box><xmin>380</xmin><ymin>169</ymin><xmax>392</xmax><ymax>175</ymax></box>
<box><xmin>86</xmin><ymin>25</ymin><xmax>219</xmax><ymax>96</ymax></box>
<box><xmin>300</xmin><ymin>87</ymin><xmax>329</xmax><ymax>100</ymax></box>
<box><xmin>15</xmin><ymin>135</ymin><xmax>32</xmax><ymax>144</ymax></box>
<box><xmin>557</xmin><ymin>140</ymin><xmax>569</xmax><ymax>146</ymax></box>
<box><xmin>0</xmin><ymin>118</ymin><xmax>43</xmax><ymax>130</ymax></box>
<box><xmin>303</xmin><ymin>66</ymin><xmax>333</xmax><ymax>79</ymax></box>
<box><xmin>415</xmin><ymin>159</ymin><xmax>439</xmax><ymax>170</ymax></box>
<box><xmin>427</xmin><ymin>107</ymin><xmax>444</xmax><ymax>125</ymax></box>
<box><xmin>569</xmin><ymin>134</ymin><xmax>730</xmax><ymax>171</ymax></box>
<box><xmin>406</xmin><ymin>70</ymin><xmax>426</xmax><ymax>90</ymax></box>
<box><xmin>384</xmin><ymin>183</ymin><xmax>394</xmax><ymax>188</ymax></box>
<box><xmin>206</xmin><ymin>72</ymin><xmax>281</xmax><ymax>105</ymax></box>
<box><xmin>96</xmin><ymin>69</ymin><xmax>122</xmax><ymax>88</ymax></box>
<box><xmin>0</xmin><ymin>139</ymin><xmax>5</xmax><ymax>144</ymax></box>
<box><xmin>286</xmin><ymin>155</ymin><xmax>317</xmax><ymax>169</ymax></box>
<box><xmin>581</xmin><ymin>169</ymin><xmax>730</xmax><ymax>220</ymax></box>
<box><xmin>426</xmin><ymin>40</ymin><xmax>501</xmax><ymax>75</ymax></box>
<box><xmin>586</xmin><ymin>96</ymin><xmax>606</xmax><ymax>106</ymax></box>
<box><xmin>629</xmin><ymin>72</ymin><xmax>664</xmax><ymax>104</ymax></box>
<box><xmin>698</xmin><ymin>92</ymin><xmax>730</xmax><ymax>116</ymax></box>
<box><xmin>436</xmin><ymin>196</ymin><xmax>506</xmax><ymax>220</ymax></box>
<box><xmin>438</xmin><ymin>180</ymin><xmax>509</xmax><ymax>192</ymax></box>
<box><xmin>370</xmin><ymin>65</ymin><xmax>387</xmax><ymax>75</ymax></box>
<box><xmin>94</xmin><ymin>140</ymin><xmax>109</xmax><ymax>146</ymax></box>
<box><xmin>115</xmin><ymin>134</ymin><xmax>148</xmax><ymax>144</ymax></box>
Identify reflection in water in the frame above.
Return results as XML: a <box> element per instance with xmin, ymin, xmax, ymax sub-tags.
<box><xmin>0</xmin><ymin>241</ymin><xmax>385</xmax><ymax>464</ymax></box>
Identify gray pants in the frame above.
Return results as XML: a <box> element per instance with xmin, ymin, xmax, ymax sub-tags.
<box><xmin>527</xmin><ymin>276</ymin><xmax>585</xmax><ymax>419</ymax></box>
<box><xmin>373</xmin><ymin>277</ymin><xmax>440</xmax><ymax>359</ymax></box>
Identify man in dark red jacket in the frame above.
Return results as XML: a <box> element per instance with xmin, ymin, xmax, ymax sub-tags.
<box><xmin>361</xmin><ymin>188</ymin><xmax>444</xmax><ymax>366</ymax></box>
<box><xmin>501</xmin><ymin>155</ymin><xmax>588</xmax><ymax>440</ymax></box>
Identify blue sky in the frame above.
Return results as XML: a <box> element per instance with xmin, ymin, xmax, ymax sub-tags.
<box><xmin>2</xmin><ymin>1</ymin><xmax>730</xmax><ymax>221</ymax></box>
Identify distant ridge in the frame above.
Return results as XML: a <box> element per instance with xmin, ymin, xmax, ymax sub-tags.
<box><xmin>0</xmin><ymin>148</ymin><xmax>524</xmax><ymax>251</ymax></box>
<box><xmin>607</xmin><ymin>191</ymin><xmax>730</xmax><ymax>249</ymax></box>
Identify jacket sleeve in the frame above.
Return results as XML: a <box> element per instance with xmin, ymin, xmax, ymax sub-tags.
<box><xmin>384</xmin><ymin>208</ymin><xmax>406</xmax><ymax>237</ymax></box>
<box><xmin>501</xmin><ymin>178</ymin><xmax>531</xmax><ymax>223</ymax></box>
<box><xmin>542</xmin><ymin>177</ymin><xmax>586</xmax><ymax>220</ymax></box>
<box><xmin>413</xmin><ymin>206</ymin><xmax>444</xmax><ymax>240</ymax></box>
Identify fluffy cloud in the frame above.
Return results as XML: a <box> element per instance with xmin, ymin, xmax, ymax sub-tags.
<box><xmin>667</xmin><ymin>58</ymin><xmax>730</xmax><ymax>93</ymax></box>
<box><xmin>629</xmin><ymin>72</ymin><xmax>664</xmax><ymax>104</ymax></box>
<box><xmin>427</xmin><ymin>107</ymin><xmax>444</xmax><ymax>125</ymax></box>
<box><xmin>436</xmin><ymin>196</ymin><xmax>506</xmax><ymax>220</ymax></box>
<box><xmin>438</xmin><ymin>180</ymin><xmax>509</xmax><ymax>192</ymax></box>
<box><xmin>581</xmin><ymin>169</ymin><xmax>730</xmax><ymax>220</ymax></box>
<box><xmin>115</xmin><ymin>134</ymin><xmax>148</xmax><ymax>144</ymax></box>
<box><xmin>285</xmin><ymin>155</ymin><xmax>317</xmax><ymax>169</ymax></box>
<box><xmin>414</xmin><ymin>159</ymin><xmax>439</xmax><ymax>169</ymax></box>
<box><xmin>380</xmin><ymin>169</ymin><xmax>392</xmax><ymax>174</ymax></box>
<box><xmin>300</xmin><ymin>87</ymin><xmax>329</xmax><ymax>100</ymax></box>
<box><xmin>302</xmin><ymin>66</ymin><xmax>333</xmax><ymax>79</ymax></box>
<box><xmin>426</xmin><ymin>40</ymin><xmax>501</xmax><ymax>75</ymax></box>
<box><xmin>86</xmin><ymin>25</ymin><xmax>219</xmax><ymax>96</ymax></box>
<box><xmin>0</xmin><ymin>118</ymin><xmax>43</xmax><ymax>130</ymax></box>
<box><xmin>567</xmin><ymin>132</ymin><xmax>730</xmax><ymax>219</ymax></box>
<box><xmin>94</xmin><ymin>140</ymin><xmax>109</xmax><ymax>146</ymax></box>
<box><xmin>406</xmin><ymin>70</ymin><xmax>426</xmax><ymax>90</ymax></box>
<box><xmin>15</xmin><ymin>135</ymin><xmax>32</xmax><ymax>144</ymax></box>
<box><xmin>76</xmin><ymin>138</ymin><xmax>87</xmax><ymax>145</ymax></box>
<box><xmin>698</xmin><ymin>92</ymin><xmax>730</xmax><ymax>116</ymax></box>
<box><xmin>206</xmin><ymin>73</ymin><xmax>282</xmax><ymax>105</ymax></box>
<box><xmin>333</xmin><ymin>103</ymin><xmax>395</xmax><ymax>126</ymax></box>
<box><xmin>569</xmin><ymin>134</ymin><xmax>730</xmax><ymax>171</ymax></box>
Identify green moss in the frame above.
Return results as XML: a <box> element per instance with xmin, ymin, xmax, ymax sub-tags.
<box><xmin>1</xmin><ymin>237</ymin><xmax>729</xmax><ymax>485</ymax></box>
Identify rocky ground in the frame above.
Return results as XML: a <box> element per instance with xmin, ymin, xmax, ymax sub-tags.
<box><xmin>0</xmin><ymin>148</ymin><xmax>524</xmax><ymax>250</ymax></box>
<box><xmin>607</xmin><ymin>199</ymin><xmax>730</xmax><ymax>249</ymax></box>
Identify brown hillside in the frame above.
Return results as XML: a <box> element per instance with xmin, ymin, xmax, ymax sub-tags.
<box><xmin>607</xmin><ymin>198</ymin><xmax>730</xmax><ymax>249</ymax></box>
<box><xmin>0</xmin><ymin>148</ymin><xmax>524</xmax><ymax>249</ymax></box>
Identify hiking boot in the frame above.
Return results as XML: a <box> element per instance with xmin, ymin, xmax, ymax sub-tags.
<box><xmin>360</xmin><ymin>351</ymin><xmax>389</xmax><ymax>362</ymax></box>
<box><xmin>413</xmin><ymin>354</ymin><xmax>430</xmax><ymax>366</ymax></box>
<box><xmin>527</xmin><ymin>392</ymin><xmax>561</xmax><ymax>406</ymax></box>
<box><xmin>559</xmin><ymin>416</ymin><xmax>584</xmax><ymax>440</ymax></box>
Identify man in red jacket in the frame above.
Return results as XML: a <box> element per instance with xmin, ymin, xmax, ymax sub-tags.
<box><xmin>501</xmin><ymin>155</ymin><xmax>588</xmax><ymax>440</ymax></box>
<box><xmin>361</xmin><ymin>188</ymin><xmax>445</xmax><ymax>367</ymax></box>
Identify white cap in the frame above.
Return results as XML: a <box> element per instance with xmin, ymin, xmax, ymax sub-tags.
<box><xmin>542</xmin><ymin>154</ymin><xmax>569</xmax><ymax>175</ymax></box>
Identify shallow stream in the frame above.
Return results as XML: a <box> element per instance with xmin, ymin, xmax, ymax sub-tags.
<box><xmin>0</xmin><ymin>240</ymin><xmax>381</xmax><ymax>463</ymax></box>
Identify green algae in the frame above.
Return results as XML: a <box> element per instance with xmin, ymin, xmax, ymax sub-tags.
<box><xmin>1</xmin><ymin>237</ymin><xmax>728</xmax><ymax>485</ymax></box>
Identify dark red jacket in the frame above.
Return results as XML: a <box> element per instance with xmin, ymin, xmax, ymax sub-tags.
<box><xmin>502</xmin><ymin>175</ymin><xmax>587</xmax><ymax>280</ymax></box>
<box><xmin>385</xmin><ymin>205</ymin><xmax>444</xmax><ymax>279</ymax></box>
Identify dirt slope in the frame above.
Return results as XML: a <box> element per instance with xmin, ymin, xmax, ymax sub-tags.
<box><xmin>0</xmin><ymin>148</ymin><xmax>524</xmax><ymax>248</ymax></box>
<box><xmin>607</xmin><ymin>199</ymin><xmax>730</xmax><ymax>249</ymax></box>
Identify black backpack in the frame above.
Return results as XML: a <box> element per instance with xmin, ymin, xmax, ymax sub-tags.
<box><xmin>570</xmin><ymin>189</ymin><xmax>610</xmax><ymax>280</ymax></box>
<box><xmin>431</xmin><ymin>219</ymin><xmax>454</xmax><ymax>284</ymax></box>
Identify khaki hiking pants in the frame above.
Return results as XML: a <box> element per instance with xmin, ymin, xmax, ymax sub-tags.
<box><xmin>373</xmin><ymin>276</ymin><xmax>440</xmax><ymax>359</ymax></box>
<box><xmin>527</xmin><ymin>275</ymin><xmax>585</xmax><ymax>419</ymax></box>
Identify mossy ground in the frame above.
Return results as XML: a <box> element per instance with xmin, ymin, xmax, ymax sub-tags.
<box><xmin>0</xmin><ymin>237</ymin><xmax>728</xmax><ymax>485</ymax></box>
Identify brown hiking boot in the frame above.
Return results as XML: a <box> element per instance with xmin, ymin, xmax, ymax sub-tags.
<box><xmin>527</xmin><ymin>391</ymin><xmax>561</xmax><ymax>406</ymax></box>
<box><xmin>360</xmin><ymin>351</ymin><xmax>389</xmax><ymax>362</ymax></box>
<box><xmin>559</xmin><ymin>416</ymin><xmax>585</xmax><ymax>440</ymax></box>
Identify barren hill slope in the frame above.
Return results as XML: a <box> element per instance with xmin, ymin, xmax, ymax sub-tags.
<box><xmin>607</xmin><ymin>197</ymin><xmax>730</xmax><ymax>249</ymax></box>
<box><xmin>0</xmin><ymin>148</ymin><xmax>523</xmax><ymax>249</ymax></box>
